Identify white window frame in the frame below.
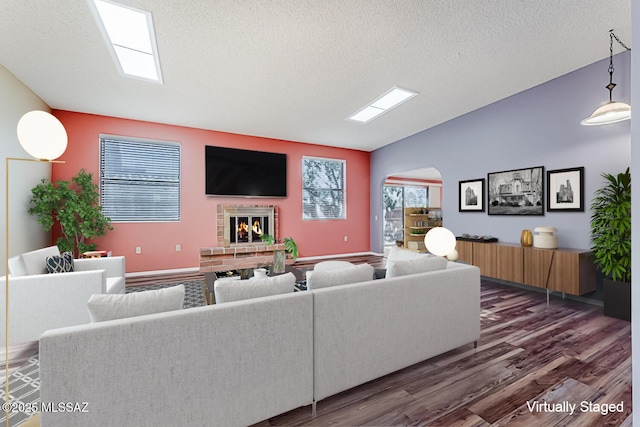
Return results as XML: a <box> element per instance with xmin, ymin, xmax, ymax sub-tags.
<box><xmin>302</xmin><ymin>156</ymin><xmax>346</xmax><ymax>220</ymax></box>
<box><xmin>99</xmin><ymin>135</ymin><xmax>181</xmax><ymax>222</ymax></box>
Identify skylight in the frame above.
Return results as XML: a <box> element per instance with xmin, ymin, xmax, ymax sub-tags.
<box><xmin>347</xmin><ymin>87</ymin><xmax>418</xmax><ymax>123</ymax></box>
<box><xmin>89</xmin><ymin>0</ymin><xmax>163</xmax><ymax>84</ymax></box>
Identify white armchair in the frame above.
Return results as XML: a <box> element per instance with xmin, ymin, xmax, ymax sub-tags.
<box><xmin>0</xmin><ymin>246</ymin><xmax>125</xmax><ymax>344</ymax></box>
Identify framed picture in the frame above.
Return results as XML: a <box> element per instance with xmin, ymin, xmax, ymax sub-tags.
<box><xmin>547</xmin><ymin>167</ymin><xmax>584</xmax><ymax>212</ymax></box>
<box><xmin>459</xmin><ymin>178</ymin><xmax>485</xmax><ymax>212</ymax></box>
<box><xmin>487</xmin><ymin>166</ymin><xmax>544</xmax><ymax>215</ymax></box>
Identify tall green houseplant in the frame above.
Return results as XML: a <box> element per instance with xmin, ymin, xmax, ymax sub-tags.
<box><xmin>29</xmin><ymin>169</ymin><xmax>112</xmax><ymax>257</ymax></box>
<box><xmin>590</xmin><ymin>167</ymin><xmax>631</xmax><ymax>321</ymax></box>
<box><xmin>590</xmin><ymin>167</ymin><xmax>631</xmax><ymax>283</ymax></box>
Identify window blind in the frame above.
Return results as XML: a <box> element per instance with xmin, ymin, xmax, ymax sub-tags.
<box><xmin>100</xmin><ymin>137</ymin><xmax>181</xmax><ymax>222</ymax></box>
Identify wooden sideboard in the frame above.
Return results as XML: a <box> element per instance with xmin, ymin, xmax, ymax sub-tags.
<box><xmin>456</xmin><ymin>240</ymin><xmax>596</xmax><ymax>296</ymax></box>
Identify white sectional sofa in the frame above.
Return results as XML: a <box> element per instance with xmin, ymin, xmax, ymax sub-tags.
<box><xmin>39</xmin><ymin>260</ymin><xmax>480</xmax><ymax>426</ymax></box>
<box><xmin>0</xmin><ymin>246</ymin><xmax>125</xmax><ymax>344</ymax></box>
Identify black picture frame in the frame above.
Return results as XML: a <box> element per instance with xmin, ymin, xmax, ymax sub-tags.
<box><xmin>459</xmin><ymin>178</ymin><xmax>485</xmax><ymax>212</ymax></box>
<box><xmin>487</xmin><ymin>166</ymin><xmax>544</xmax><ymax>215</ymax></box>
<box><xmin>547</xmin><ymin>167</ymin><xmax>584</xmax><ymax>212</ymax></box>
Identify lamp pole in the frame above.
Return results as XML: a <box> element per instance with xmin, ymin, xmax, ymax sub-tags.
<box><xmin>4</xmin><ymin>110</ymin><xmax>67</xmax><ymax>427</ymax></box>
<box><xmin>4</xmin><ymin>158</ymin><xmax>62</xmax><ymax>427</ymax></box>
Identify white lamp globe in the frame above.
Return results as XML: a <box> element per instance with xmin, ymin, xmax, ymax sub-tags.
<box><xmin>16</xmin><ymin>111</ymin><xmax>68</xmax><ymax>160</ymax></box>
<box><xmin>424</xmin><ymin>227</ymin><xmax>456</xmax><ymax>257</ymax></box>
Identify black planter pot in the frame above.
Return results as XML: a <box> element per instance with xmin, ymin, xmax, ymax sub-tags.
<box><xmin>603</xmin><ymin>279</ymin><xmax>631</xmax><ymax>321</ymax></box>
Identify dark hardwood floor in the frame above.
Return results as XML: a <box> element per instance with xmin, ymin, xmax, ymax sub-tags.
<box><xmin>2</xmin><ymin>255</ymin><xmax>632</xmax><ymax>426</ymax></box>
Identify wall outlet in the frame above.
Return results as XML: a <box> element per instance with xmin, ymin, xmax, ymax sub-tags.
<box><xmin>344</xmin><ymin>235</ymin><xmax>348</xmax><ymax>242</ymax></box>
<box><xmin>135</xmin><ymin>246</ymin><xmax>141</xmax><ymax>254</ymax></box>
<box><xmin>176</xmin><ymin>244</ymin><xmax>181</xmax><ymax>252</ymax></box>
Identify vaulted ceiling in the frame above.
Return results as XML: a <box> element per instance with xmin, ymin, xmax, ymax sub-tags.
<box><xmin>1</xmin><ymin>0</ymin><xmax>632</xmax><ymax>151</ymax></box>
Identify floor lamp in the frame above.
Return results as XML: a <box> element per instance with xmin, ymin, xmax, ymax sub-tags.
<box><xmin>4</xmin><ymin>111</ymin><xmax>67</xmax><ymax>427</ymax></box>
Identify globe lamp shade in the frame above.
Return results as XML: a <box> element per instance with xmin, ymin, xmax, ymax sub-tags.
<box><xmin>16</xmin><ymin>111</ymin><xmax>68</xmax><ymax>160</ymax></box>
<box><xmin>424</xmin><ymin>227</ymin><xmax>456</xmax><ymax>257</ymax></box>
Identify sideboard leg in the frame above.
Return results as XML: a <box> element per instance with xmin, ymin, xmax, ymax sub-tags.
<box><xmin>474</xmin><ymin>341</ymin><xmax>478</xmax><ymax>349</ymax></box>
<box><xmin>312</xmin><ymin>401</ymin><xmax>317</xmax><ymax>417</ymax></box>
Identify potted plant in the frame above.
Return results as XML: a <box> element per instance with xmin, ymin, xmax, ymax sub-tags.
<box><xmin>590</xmin><ymin>167</ymin><xmax>631</xmax><ymax>321</ymax></box>
<box><xmin>260</xmin><ymin>234</ymin><xmax>298</xmax><ymax>273</ymax></box>
<box><xmin>29</xmin><ymin>169</ymin><xmax>113</xmax><ymax>257</ymax></box>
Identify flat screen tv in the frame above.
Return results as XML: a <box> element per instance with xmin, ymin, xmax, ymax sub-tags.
<box><xmin>205</xmin><ymin>145</ymin><xmax>287</xmax><ymax>197</ymax></box>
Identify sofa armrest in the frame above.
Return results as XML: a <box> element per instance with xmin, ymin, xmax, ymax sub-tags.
<box><xmin>0</xmin><ymin>270</ymin><xmax>107</xmax><ymax>344</ymax></box>
<box><xmin>75</xmin><ymin>256</ymin><xmax>125</xmax><ymax>278</ymax></box>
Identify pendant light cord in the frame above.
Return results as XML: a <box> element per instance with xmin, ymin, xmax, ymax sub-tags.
<box><xmin>607</xmin><ymin>30</ymin><xmax>631</xmax><ymax>103</ymax></box>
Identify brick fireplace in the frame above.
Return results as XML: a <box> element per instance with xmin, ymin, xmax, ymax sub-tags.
<box><xmin>199</xmin><ymin>205</ymin><xmax>291</xmax><ymax>273</ymax></box>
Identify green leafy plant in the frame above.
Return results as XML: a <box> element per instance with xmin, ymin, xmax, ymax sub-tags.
<box><xmin>28</xmin><ymin>169</ymin><xmax>112</xmax><ymax>257</ymax></box>
<box><xmin>259</xmin><ymin>234</ymin><xmax>298</xmax><ymax>260</ymax></box>
<box><xmin>590</xmin><ymin>167</ymin><xmax>631</xmax><ymax>283</ymax></box>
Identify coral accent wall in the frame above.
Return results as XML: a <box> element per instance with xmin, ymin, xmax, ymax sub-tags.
<box><xmin>51</xmin><ymin>111</ymin><xmax>370</xmax><ymax>273</ymax></box>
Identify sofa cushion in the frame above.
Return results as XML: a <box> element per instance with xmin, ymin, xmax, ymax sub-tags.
<box><xmin>214</xmin><ymin>273</ymin><xmax>295</xmax><ymax>304</ymax></box>
<box><xmin>21</xmin><ymin>246</ymin><xmax>60</xmax><ymax>275</ymax></box>
<box><xmin>8</xmin><ymin>256</ymin><xmax>27</xmax><ymax>277</ymax></box>
<box><xmin>385</xmin><ymin>246</ymin><xmax>430</xmax><ymax>269</ymax></box>
<box><xmin>45</xmin><ymin>252</ymin><xmax>74</xmax><ymax>274</ymax></box>
<box><xmin>106</xmin><ymin>277</ymin><xmax>126</xmax><ymax>294</ymax></box>
<box><xmin>306</xmin><ymin>263</ymin><xmax>374</xmax><ymax>290</ymax></box>
<box><xmin>313</xmin><ymin>260</ymin><xmax>354</xmax><ymax>272</ymax></box>
<box><xmin>87</xmin><ymin>284</ymin><xmax>185</xmax><ymax>322</ymax></box>
<box><xmin>386</xmin><ymin>256</ymin><xmax>448</xmax><ymax>278</ymax></box>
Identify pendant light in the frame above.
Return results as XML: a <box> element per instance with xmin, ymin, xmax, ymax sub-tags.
<box><xmin>581</xmin><ymin>30</ymin><xmax>631</xmax><ymax>126</ymax></box>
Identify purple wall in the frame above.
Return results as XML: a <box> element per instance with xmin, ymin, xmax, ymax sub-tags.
<box><xmin>371</xmin><ymin>51</ymin><xmax>631</xmax><ymax>252</ymax></box>
<box><xmin>630</xmin><ymin>0</ymin><xmax>639</xmax><ymax>422</ymax></box>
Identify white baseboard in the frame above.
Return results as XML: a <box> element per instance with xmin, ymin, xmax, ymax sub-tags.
<box><xmin>296</xmin><ymin>251</ymin><xmax>383</xmax><ymax>262</ymax></box>
<box><xmin>126</xmin><ymin>267</ymin><xmax>200</xmax><ymax>278</ymax></box>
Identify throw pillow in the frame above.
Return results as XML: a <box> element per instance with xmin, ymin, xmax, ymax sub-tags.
<box><xmin>87</xmin><ymin>284</ymin><xmax>185</xmax><ymax>322</ymax></box>
<box><xmin>45</xmin><ymin>252</ymin><xmax>74</xmax><ymax>274</ymax></box>
<box><xmin>384</xmin><ymin>246</ymin><xmax>431</xmax><ymax>269</ymax></box>
<box><xmin>385</xmin><ymin>256</ymin><xmax>448</xmax><ymax>278</ymax></box>
<box><xmin>214</xmin><ymin>272</ymin><xmax>296</xmax><ymax>304</ymax></box>
<box><xmin>306</xmin><ymin>263</ymin><xmax>374</xmax><ymax>290</ymax></box>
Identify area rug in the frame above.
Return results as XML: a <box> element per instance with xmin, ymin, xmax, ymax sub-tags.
<box><xmin>0</xmin><ymin>280</ymin><xmax>206</xmax><ymax>426</ymax></box>
<box><xmin>126</xmin><ymin>280</ymin><xmax>207</xmax><ymax>308</ymax></box>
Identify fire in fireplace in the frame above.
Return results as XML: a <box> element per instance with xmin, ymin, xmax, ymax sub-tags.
<box><xmin>225</xmin><ymin>206</ymin><xmax>274</xmax><ymax>245</ymax></box>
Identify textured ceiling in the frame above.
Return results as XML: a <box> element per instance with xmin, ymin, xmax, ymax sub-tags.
<box><xmin>0</xmin><ymin>0</ymin><xmax>632</xmax><ymax>152</ymax></box>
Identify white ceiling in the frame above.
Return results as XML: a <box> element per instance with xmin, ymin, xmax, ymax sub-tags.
<box><xmin>0</xmin><ymin>0</ymin><xmax>632</xmax><ymax>152</ymax></box>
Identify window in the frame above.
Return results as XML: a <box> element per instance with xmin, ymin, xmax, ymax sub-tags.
<box><xmin>383</xmin><ymin>185</ymin><xmax>429</xmax><ymax>245</ymax></box>
<box><xmin>302</xmin><ymin>157</ymin><xmax>345</xmax><ymax>220</ymax></box>
<box><xmin>100</xmin><ymin>136</ymin><xmax>180</xmax><ymax>222</ymax></box>
<box><xmin>404</xmin><ymin>186</ymin><xmax>428</xmax><ymax>208</ymax></box>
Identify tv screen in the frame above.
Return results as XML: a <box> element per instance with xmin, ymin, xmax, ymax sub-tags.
<box><xmin>205</xmin><ymin>146</ymin><xmax>287</xmax><ymax>197</ymax></box>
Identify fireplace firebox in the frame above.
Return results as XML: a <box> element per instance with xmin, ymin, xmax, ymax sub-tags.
<box><xmin>223</xmin><ymin>206</ymin><xmax>275</xmax><ymax>246</ymax></box>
